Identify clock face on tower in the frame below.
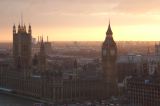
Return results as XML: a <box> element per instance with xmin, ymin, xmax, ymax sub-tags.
<box><xmin>148</xmin><ymin>64</ymin><xmax>155</xmax><ymax>75</ymax></box>
<box><xmin>103</xmin><ymin>49</ymin><xmax>107</xmax><ymax>56</ymax></box>
<box><xmin>110</xmin><ymin>49</ymin><xmax>115</xmax><ymax>56</ymax></box>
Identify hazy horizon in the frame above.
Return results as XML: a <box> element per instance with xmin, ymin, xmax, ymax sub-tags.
<box><xmin>0</xmin><ymin>40</ymin><xmax>160</xmax><ymax>43</ymax></box>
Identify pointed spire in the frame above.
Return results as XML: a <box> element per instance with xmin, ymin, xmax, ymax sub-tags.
<box><xmin>40</xmin><ymin>35</ymin><xmax>42</xmax><ymax>42</ymax></box>
<box><xmin>40</xmin><ymin>35</ymin><xmax>45</xmax><ymax>54</ymax></box>
<box><xmin>39</xmin><ymin>35</ymin><xmax>46</xmax><ymax>71</ymax></box>
<box><xmin>24</xmin><ymin>24</ymin><xmax>26</xmax><ymax>32</ymax></box>
<box><xmin>74</xmin><ymin>59</ymin><xmax>78</xmax><ymax>69</ymax></box>
<box><xmin>13</xmin><ymin>24</ymin><xmax>16</xmax><ymax>30</ymax></box>
<box><xmin>13</xmin><ymin>24</ymin><xmax>16</xmax><ymax>28</ymax></box>
<box><xmin>106</xmin><ymin>20</ymin><xmax>113</xmax><ymax>36</ymax></box>
<box><xmin>42</xmin><ymin>36</ymin><xmax>43</xmax><ymax>42</ymax></box>
<box><xmin>47</xmin><ymin>36</ymin><xmax>48</xmax><ymax>42</ymax></box>
<box><xmin>38</xmin><ymin>36</ymin><xmax>39</xmax><ymax>43</ymax></box>
<box><xmin>29</xmin><ymin>24</ymin><xmax>31</xmax><ymax>28</ymax></box>
<box><xmin>28</xmin><ymin>24</ymin><xmax>32</xmax><ymax>34</ymax></box>
<box><xmin>13</xmin><ymin>24</ymin><xmax>16</xmax><ymax>34</ymax></box>
<box><xmin>18</xmin><ymin>24</ymin><xmax>21</xmax><ymax>32</ymax></box>
<box><xmin>147</xmin><ymin>47</ymin><xmax>150</xmax><ymax>55</ymax></box>
<box><xmin>21</xmin><ymin>13</ymin><xmax>23</xmax><ymax>26</ymax></box>
<box><xmin>18</xmin><ymin>24</ymin><xmax>20</xmax><ymax>28</ymax></box>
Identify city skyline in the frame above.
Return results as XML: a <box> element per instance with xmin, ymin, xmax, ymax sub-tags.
<box><xmin>1</xmin><ymin>0</ymin><xmax>160</xmax><ymax>42</ymax></box>
<box><xmin>1</xmin><ymin>1</ymin><xmax>160</xmax><ymax>104</ymax></box>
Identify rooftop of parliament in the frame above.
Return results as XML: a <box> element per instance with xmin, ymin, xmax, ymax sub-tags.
<box><xmin>1</xmin><ymin>21</ymin><xmax>160</xmax><ymax>105</ymax></box>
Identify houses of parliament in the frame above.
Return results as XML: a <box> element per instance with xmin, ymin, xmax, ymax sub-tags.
<box><xmin>0</xmin><ymin>21</ymin><xmax>118</xmax><ymax>103</ymax></box>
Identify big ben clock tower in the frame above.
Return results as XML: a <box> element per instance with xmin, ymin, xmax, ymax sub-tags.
<box><xmin>102</xmin><ymin>21</ymin><xmax>118</xmax><ymax>96</ymax></box>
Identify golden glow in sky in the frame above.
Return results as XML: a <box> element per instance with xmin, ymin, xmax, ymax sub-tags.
<box><xmin>1</xmin><ymin>0</ymin><xmax>160</xmax><ymax>42</ymax></box>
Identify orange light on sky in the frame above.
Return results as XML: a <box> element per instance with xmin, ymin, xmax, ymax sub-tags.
<box><xmin>1</xmin><ymin>0</ymin><xmax>160</xmax><ymax>42</ymax></box>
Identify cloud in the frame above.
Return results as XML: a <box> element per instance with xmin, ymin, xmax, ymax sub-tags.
<box><xmin>1</xmin><ymin>0</ymin><xmax>160</xmax><ymax>41</ymax></box>
<box><xmin>113</xmin><ymin>0</ymin><xmax>160</xmax><ymax>14</ymax></box>
<box><xmin>1</xmin><ymin>0</ymin><xmax>160</xmax><ymax>15</ymax></box>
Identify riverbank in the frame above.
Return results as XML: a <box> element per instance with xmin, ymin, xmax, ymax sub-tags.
<box><xmin>0</xmin><ymin>92</ymin><xmax>35</xmax><ymax>106</ymax></box>
<box><xmin>0</xmin><ymin>90</ymin><xmax>50</xmax><ymax>104</ymax></box>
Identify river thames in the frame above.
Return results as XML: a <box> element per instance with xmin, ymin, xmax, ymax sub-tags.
<box><xmin>0</xmin><ymin>93</ymin><xmax>36</xmax><ymax>106</ymax></box>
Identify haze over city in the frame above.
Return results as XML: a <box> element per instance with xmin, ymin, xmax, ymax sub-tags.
<box><xmin>1</xmin><ymin>0</ymin><xmax>160</xmax><ymax>42</ymax></box>
<box><xmin>2</xmin><ymin>0</ymin><xmax>160</xmax><ymax>106</ymax></box>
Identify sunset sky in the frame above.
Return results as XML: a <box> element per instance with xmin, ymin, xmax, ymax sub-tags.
<box><xmin>1</xmin><ymin>0</ymin><xmax>160</xmax><ymax>42</ymax></box>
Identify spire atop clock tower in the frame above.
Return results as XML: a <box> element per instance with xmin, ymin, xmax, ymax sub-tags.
<box><xmin>106</xmin><ymin>20</ymin><xmax>113</xmax><ymax>36</ymax></box>
<box><xmin>104</xmin><ymin>21</ymin><xmax>114</xmax><ymax>43</ymax></box>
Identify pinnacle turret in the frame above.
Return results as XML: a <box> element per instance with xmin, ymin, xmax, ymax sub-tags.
<box><xmin>28</xmin><ymin>24</ymin><xmax>32</xmax><ymax>34</ymax></box>
<box><xmin>13</xmin><ymin>24</ymin><xmax>16</xmax><ymax>34</ymax></box>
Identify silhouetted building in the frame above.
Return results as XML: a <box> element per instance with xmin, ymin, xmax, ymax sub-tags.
<box><xmin>13</xmin><ymin>24</ymin><xmax>32</xmax><ymax>69</ymax></box>
<box><xmin>44</xmin><ymin>36</ymin><xmax>52</xmax><ymax>54</ymax></box>
<box><xmin>0</xmin><ymin>22</ymin><xmax>114</xmax><ymax>103</ymax></box>
<box><xmin>102</xmin><ymin>21</ymin><xmax>118</xmax><ymax>97</ymax></box>
<box><xmin>155</xmin><ymin>42</ymin><xmax>160</xmax><ymax>55</ymax></box>
<box><xmin>126</xmin><ymin>55</ymin><xmax>160</xmax><ymax>106</ymax></box>
<box><xmin>38</xmin><ymin>38</ymin><xmax>47</xmax><ymax>71</ymax></box>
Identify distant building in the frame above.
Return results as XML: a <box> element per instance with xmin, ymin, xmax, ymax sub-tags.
<box><xmin>44</xmin><ymin>37</ymin><xmax>52</xmax><ymax>54</ymax></box>
<box><xmin>32</xmin><ymin>38</ymin><xmax>36</xmax><ymax>45</ymax></box>
<box><xmin>127</xmin><ymin>76</ymin><xmax>160</xmax><ymax>106</ymax></box>
<box><xmin>126</xmin><ymin>54</ymin><xmax>160</xmax><ymax>106</ymax></box>
<box><xmin>37</xmin><ymin>38</ymin><xmax>47</xmax><ymax>71</ymax></box>
<box><xmin>155</xmin><ymin>42</ymin><xmax>160</xmax><ymax>55</ymax></box>
<box><xmin>33</xmin><ymin>36</ymin><xmax>52</xmax><ymax>55</ymax></box>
